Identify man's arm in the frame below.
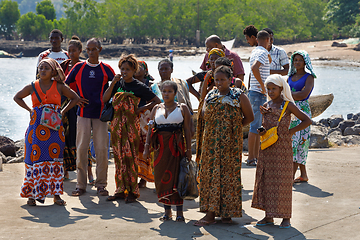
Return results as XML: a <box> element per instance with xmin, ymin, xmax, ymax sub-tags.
<box><xmin>251</xmin><ymin>61</ymin><xmax>266</xmax><ymax>94</ymax></box>
<box><xmin>270</xmin><ymin>63</ymin><xmax>289</xmax><ymax>75</ymax></box>
<box><xmin>186</xmin><ymin>75</ymin><xmax>201</xmax><ymax>100</ymax></box>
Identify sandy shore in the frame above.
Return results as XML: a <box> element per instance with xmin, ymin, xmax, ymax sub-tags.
<box><xmin>234</xmin><ymin>40</ymin><xmax>360</xmax><ymax>67</ymax></box>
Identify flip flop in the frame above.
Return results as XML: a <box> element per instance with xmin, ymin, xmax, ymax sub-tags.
<box><xmin>246</xmin><ymin>159</ymin><xmax>257</xmax><ymax>166</ymax></box>
<box><xmin>294</xmin><ymin>177</ymin><xmax>308</xmax><ymax>183</ymax></box>
<box><xmin>27</xmin><ymin>199</ymin><xmax>36</xmax><ymax>206</ymax></box>
<box><xmin>63</xmin><ymin>177</ymin><xmax>70</xmax><ymax>181</ymax></box>
<box><xmin>54</xmin><ymin>199</ymin><xmax>66</xmax><ymax>206</ymax></box>
<box><xmin>256</xmin><ymin>221</ymin><xmax>274</xmax><ymax>226</ymax></box>
<box><xmin>159</xmin><ymin>215</ymin><xmax>172</xmax><ymax>221</ymax></box>
<box><xmin>176</xmin><ymin>216</ymin><xmax>185</xmax><ymax>222</ymax></box>
<box><xmin>279</xmin><ymin>224</ymin><xmax>291</xmax><ymax>229</ymax></box>
<box><xmin>221</xmin><ymin>218</ymin><xmax>233</xmax><ymax>224</ymax></box>
<box><xmin>193</xmin><ymin>219</ymin><xmax>216</xmax><ymax>226</ymax></box>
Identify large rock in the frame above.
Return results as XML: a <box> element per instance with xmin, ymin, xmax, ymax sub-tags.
<box><xmin>309</xmin><ymin>125</ymin><xmax>329</xmax><ymax>148</ymax></box>
<box><xmin>318</xmin><ymin>118</ymin><xmax>330</xmax><ymax>127</ymax></box>
<box><xmin>331</xmin><ymin>41</ymin><xmax>347</xmax><ymax>47</ymax></box>
<box><xmin>0</xmin><ymin>136</ymin><xmax>18</xmax><ymax>157</ymax></box>
<box><xmin>0</xmin><ymin>151</ymin><xmax>5</xmax><ymax>171</ymax></box>
<box><xmin>344</xmin><ymin>124</ymin><xmax>360</xmax><ymax>136</ymax></box>
<box><xmin>7</xmin><ymin>156</ymin><xmax>24</xmax><ymax>164</ymax></box>
<box><xmin>328</xmin><ymin>115</ymin><xmax>344</xmax><ymax>128</ymax></box>
<box><xmin>343</xmin><ymin>135</ymin><xmax>360</xmax><ymax>145</ymax></box>
<box><xmin>328</xmin><ymin>129</ymin><xmax>344</xmax><ymax>146</ymax></box>
<box><xmin>339</xmin><ymin>120</ymin><xmax>356</xmax><ymax>134</ymax></box>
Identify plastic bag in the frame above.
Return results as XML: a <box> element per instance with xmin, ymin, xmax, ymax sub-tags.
<box><xmin>177</xmin><ymin>157</ymin><xmax>199</xmax><ymax>200</ymax></box>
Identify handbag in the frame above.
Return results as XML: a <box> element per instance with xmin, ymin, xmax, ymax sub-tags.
<box><xmin>177</xmin><ymin>157</ymin><xmax>199</xmax><ymax>200</ymax></box>
<box><xmin>31</xmin><ymin>82</ymin><xmax>62</xmax><ymax>131</ymax></box>
<box><xmin>100</xmin><ymin>98</ymin><xmax>114</xmax><ymax>122</ymax></box>
<box><xmin>260</xmin><ymin>101</ymin><xmax>289</xmax><ymax>150</ymax></box>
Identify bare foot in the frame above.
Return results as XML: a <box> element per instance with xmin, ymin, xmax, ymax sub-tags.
<box><xmin>256</xmin><ymin>217</ymin><xmax>274</xmax><ymax>226</ymax></box>
<box><xmin>280</xmin><ymin>218</ymin><xmax>291</xmax><ymax>228</ymax></box>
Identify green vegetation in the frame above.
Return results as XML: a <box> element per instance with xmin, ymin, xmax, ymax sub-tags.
<box><xmin>0</xmin><ymin>0</ymin><xmax>359</xmax><ymax>43</ymax></box>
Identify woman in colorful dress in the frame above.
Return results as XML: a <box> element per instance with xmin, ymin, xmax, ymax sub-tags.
<box><xmin>194</xmin><ymin>66</ymin><xmax>254</xmax><ymax>226</ymax></box>
<box><xmin>14</xmin><ymin>58</ymin><xmax>82</xmax><ymax>206</ymax></box>
<box><xmin>103</xmin><ymin>54</ymin><xmax>160</xmax><ymax>203</ymax></box>
<box><xmin>252</xmin><ymin>74</ymin><xmax>311</xmax><ymax>228</ymax></box>
<box><xmin>287</xmin><ymin>50</ymin><xmax>315</xmax><ymax>183</ymax></box>
<box><xmin>143</xmin><ymin>80</ymin><xmax>193</xmax><ymax>222</ymax></box>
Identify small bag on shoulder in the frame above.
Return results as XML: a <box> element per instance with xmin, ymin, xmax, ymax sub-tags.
<box><xmin>100</xmin><ymin>98</ymin><xmax>114</xmax><ymax>122</ymax></box>
<box><xmin>32</xmin><ymin>82</ymin><xmax>62</xmax><ymax>131</ymax></box>
<box><xmin>260</xmin><ymin>101</ymin><xmax>289</xmax><ymax>150</ymax></box>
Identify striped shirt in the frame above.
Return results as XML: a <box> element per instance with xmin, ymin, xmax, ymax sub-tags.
<box><xmin>249</xmin><ymin>46</ymin><xmax>270</xmax><ymax>93</ymax></box>
<box><xmin>269</xmin><ymin>45</ymin><xmax>289</xmax><ymax>70</ymax></box>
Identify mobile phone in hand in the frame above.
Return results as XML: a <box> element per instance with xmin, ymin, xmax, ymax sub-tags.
<box><xmin>257</xmin><ymin>126</ymin><xmax>265</xmax><ymax>132</ymax></box>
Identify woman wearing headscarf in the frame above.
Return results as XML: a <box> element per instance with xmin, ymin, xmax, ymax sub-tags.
<box><xmin>251</xmin><ymin>74</ymin><xmax>311</xmax><ymax>228</ymax></box>
<box><xmin>14</xmin><ymin>58</ymin><xmax>83</xmax><ymax>206</ymax></box>
<box><xmin>287</xmin><ymin>50</ymin><xmax>315</xmax><ymax>183</ymax></box>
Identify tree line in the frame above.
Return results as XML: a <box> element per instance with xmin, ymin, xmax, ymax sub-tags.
<box><xmin>0</xmin><ymin>0</ymin><xmax>359</xmax><ymax>44</ymax></box>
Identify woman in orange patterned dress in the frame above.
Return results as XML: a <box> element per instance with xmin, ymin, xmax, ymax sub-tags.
<box><xmin>14</xmin><ymin>58</ymin><xmax>82</xmax><ymax>206</ymax></box>
<box><xmin>251</xmin><ymin>74</ymin><xmax>311</xmax><ymax>228</ymax></box>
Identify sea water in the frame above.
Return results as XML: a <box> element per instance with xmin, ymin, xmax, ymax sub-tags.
<box><xmin>1</xmin><ymin>57</ymin><xmax>359</xmax><ymax>141</ymax></box>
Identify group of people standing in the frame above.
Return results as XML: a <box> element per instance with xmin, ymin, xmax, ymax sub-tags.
<box><xmin>14</xmin><ymin>26</ymin><xmax>315</xmax><ymax>229</ymax></box>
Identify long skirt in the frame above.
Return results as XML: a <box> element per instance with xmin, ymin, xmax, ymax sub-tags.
<box><xmin>251</xmin><ymin>106</ymin><xmax>293</xmax><ymax>218</ymax></box>
<box><xmin>111</xmin><ymin>92</ymin><xmax>141</xmax><ymax>198</ymax></box>
<box><xmin>199</xmin><ymin>102</ymin><xmax>243</xmax><ymax>218</ymax></box>
<box><xmin>20</xmin><ymin>105</ymin><xmax>65</xmax><ymax>201</ymax></box>
<box><xmin>62</xmin><ymin>100</ymin><xmax>77</xmax><ymax>172</ymax></box>
<box><xmin>152</xmin><ymin>129</ymin><xmax>184</xmax><ymax>205</ymax></box>
<box><xmin>138</xmin><ymin>111</ymin><xmax>154</xmax><ymax>182</ymax></box>
<box><xmin>291</xmin><ymin>100</ymin><xmax>311</xmax><ymax>165</ymax></box>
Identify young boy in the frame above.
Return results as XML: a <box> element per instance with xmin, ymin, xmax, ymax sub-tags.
<box><xmin>37</xmin><ymin>29</ymin><xmax>69</xmax><ymax>67</ymax></box>
<box><xmin>246</xmin><ymin>30</ymin><xmax>271</xmax><ymax>166</ymax></box>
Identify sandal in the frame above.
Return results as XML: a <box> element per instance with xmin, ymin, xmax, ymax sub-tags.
<box><xmin>125</xmin><ymin>194</ymin><xmax>136</xmax><ymax>204</ymax></box>
<box><xmin>27</xmin><ymin>199</ymin><xmax>36</xmax><ymax>206</ymax></box>
<box><xmin>294</xmin><ymin>177</ymin><xmax>308</xmax><ymax>183</ymax></box>
<box><xmin>107</xmin><ymin>193</ymin><xmax>126</xmax><ymax>201</ymax></box>
<box><xmin>138</xmin><ymin>179</ymin><xmax>146</xmax><ymax>188</ymax></box>
<box><xmin>221</xmin><ymin>218</ymin><xmax>233</xmax><ymax>224</ymax></box>
<box><xmin>54</xmin><ymin>199</ymin><xmax>66</xmax><ymax>206</ymax></box>
<box><xmin>193</xmin><ymin>219</ymin><xmax>216</xmax><ymax>226</ymax></box>
<box><xmin>72</xmin><ymin>188</ymin><xmax>86</xmax><ymax>196</ymax></box>
<box><xmin>159</xmin><ymin>215</ymin><xmax>172</xmax><ymax>221</ymax></box>
<box><xmin>176</xmin><ymin>216</ymin><xmax>185</xmax><ymax>222</ymax></box>
<box><xmin>97</xmin><ymin>187</ymin><xmax>109</xmax><ymax>196</ymax></box>
<box><xmin>246</xmin><ymin>158</ymin><xmax>257</xmax><ymax>166</ymax></box>
<box><xmin>89</xmin><ymin>179</ymin><xmax>96</xmax><ymax>185</ymax></box>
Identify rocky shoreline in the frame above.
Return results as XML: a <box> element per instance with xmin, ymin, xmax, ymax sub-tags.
<box><xmin>0</xmin><ymin>39</ymin><xmax>204</xmax><ymax>58</ymax></box>
<box><xmin>1</xmin><ymin>112</ymin><xmax>359</xmax><ymax>168</ymax></box>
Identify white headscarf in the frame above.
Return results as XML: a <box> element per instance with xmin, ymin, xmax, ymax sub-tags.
<box><xmin>265</xmin><ymin>74</ymin><xmax>294</xmax><ymax>103</ymax></box>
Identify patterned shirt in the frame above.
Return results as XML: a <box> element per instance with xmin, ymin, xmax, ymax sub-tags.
<box><xmin>269</xmin><ymin>45</ymin><xmax>289</xmax><ymax>70</ymax></box>
<box><xmin>249</xmin><ymin>46</ymin><xmax>270</xmax><ymax>93</ymax></box>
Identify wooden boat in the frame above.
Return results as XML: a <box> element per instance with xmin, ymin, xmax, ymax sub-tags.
<box><xmin>192</xmin><ymin>93</ymin><xmax>334</xmax><ymax>136</ymax></box>
<box><xmin>0</xmin><ymin>50</ymin><xmax>23</xmax><ymax>58</ymax></box>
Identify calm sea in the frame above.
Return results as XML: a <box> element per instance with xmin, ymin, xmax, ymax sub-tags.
<box><xmin>1</xmin><ymin>56</ymin><xmax>359</xmax><ymax>141</ymax></box>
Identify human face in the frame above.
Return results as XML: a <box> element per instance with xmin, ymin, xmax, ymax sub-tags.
<box><xmin>269</xmin><ymin>33</ymin><xmax>274</xmax><ymax>50</ymax></box>
<box><xmin>161</xmin><ymin>85</ymin><xmax>176</xmax><ymax>103</ymax></box>
<box><xmin>158</xmin><ymin>62</ymin><xmax>173</xmax><ymax>81</ymax></box>
<box><xmin>293</xmin><ymin>54</ymin><xmax>305</xmax><ymax>70</ymax></box>
<box><xmin>49</xmin><ymin>32</ymin><xmax>62</xmax><ymax>50</ymax></box>
<box><xmin>266</xmin><ymin>82</ymin><xmax>283</xmax><ymax>101</ymax></box>
<box><xmin>205</xmin><ymin>40</ymin><xmax>218</xmax><ymax>52</ymax></box>
<box><xmin>86</xmin><ymin>41</ymin><xmax>101</xmax><ymax>63</ymax></box>
<box><xmin>120</xmin><ymin>62</ymin><xmax>136</xmax><ymax>82</ymax></box>
<box><xmin>134</xmin><ymin>65</ymin><xmax>145</xmax><ymax>80</ymax></box>
<box><xmin>208</xmin><ymin>54</ymin><xmax>220</xmax><ymax>70</ymax></box>
<box><xmin>38</xmin><ymin>62</ymin><xmax>53</xmax><ymax>81</ymax></box>
<box><xmin>214</xmin><ymin>71</ymin><xmax>231</xmax><ymax>94</ymax></box>
<box><xmin>68</xmin><ymin>44</ymin><xmax>81</xmax><ymax>62</ymax></box>
<box><xmin>245</xmin><ymin>35</ymin><xmax>257</xmax><ymax>46</ymax></box>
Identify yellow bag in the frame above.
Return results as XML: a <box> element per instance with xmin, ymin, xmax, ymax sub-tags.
<box><xmin>260</xmin><ymin>101</ymin><xmax>289</xmax><ymax>150</ymax></box>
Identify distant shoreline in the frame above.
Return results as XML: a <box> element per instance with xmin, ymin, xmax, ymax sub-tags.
<box><xmin>1</xmin><ymin>39</ymin><xmax>360</xmax><ymax>67</ymax></box>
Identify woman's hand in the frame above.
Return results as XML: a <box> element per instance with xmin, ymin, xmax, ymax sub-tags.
<box><xmin>257</xmin><ymin>128</ymin><xmax>267</xmax><ymax>136</ymax></box>
<box><xmin>186</xmin><ymin>149</ymin><xmax>192</xmax><ymax>161</ymax></box>
<box><xmin>260</xmin><ymin>105</ymin><xmax>272</xmax><ymax>115</ymax></box>
<box><xmin>29</xmin><ymin>109</ymin><xmax>34</xmax><ymax>118</ymax></box>
<box><xmin>113</xmin><ymin>74</ymin><xmax>121</xmax><ymax>83</ymax></box>
<box><xmin>143</xmin><ymin>146</ymin><xmax>150</xmax><ymax>159</ymax></box>
<box><xmin>77</xmin><ymin>97</ymin><xmax>89</xmax><ymax>108</ymax></box>
<box><xmin>136</xmin><ymin>106</ymin><xmax>145</xmax><ymax>115</ymax></box>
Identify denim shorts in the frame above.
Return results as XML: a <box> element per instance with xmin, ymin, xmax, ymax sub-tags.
<box><xmin>248</xmin><ymin>90</ymin><xmax>267</xmax><ymax>134</ymax></box>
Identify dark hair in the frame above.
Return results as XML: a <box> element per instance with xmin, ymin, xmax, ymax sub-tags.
<box><xmin>206</xmin><ymin>35</ymin><xmax>221</xmax><ymax>45</ymax></box>
<box><xmin>215</xmin><ymin>57</ymin><xmax>232</xmax><ymax>68</ymax></box>
<box><xmin>243</xmin><ymin>25</ymin><xmax>258</xmax><ymax>37</ymax></box>
<box><xmin>158</xmin><ymin>59</ymin><xmax>173</xmax><ymax>69</ymax></box>
<box><xmin>68</xmin><ymin>35</ymin><xmax>82</xmax><ymax>51</ymax></box>
<box><xmin>87</xmin><ymin>38</ymin><xmax>101</xmax><ymax>48</ymax></box>
<box><xmin>257</xmin><ymin>30</ymin><xmax>270</xmax><ymax>40</ymax></box>
<box><xmin>214</xmin><ymin>65</ymin><xmax>233</xmax><ymax>79</ymax></box>
<box><xmin>118</xmin><ymin>54</ymin><xmax>139</xmax><ymax>72</ymax></box>
<box><xmin>262</xmin><ymin>27</ymin><xmax>273</xmax><ymax>35</ymax></box>
<box><xmin>160</xmin><ymin>80</ymin><xmax>178</xmax><ymax>94</ymax></box>
<box><xmin>50</xmin><ymin>29</ymin><xmax>63</xmax><ymax>38</ymax></box>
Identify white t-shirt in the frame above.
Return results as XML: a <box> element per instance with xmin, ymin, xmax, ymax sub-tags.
<box><xmin>249</xmin><ymin>46</ymin><xmax>270</xmax><ymax>93</ymax></box>
<box><xmin>37</xmin><ymin>49</ymin><xmax>69</xmax><ymax>66</ymax></box>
